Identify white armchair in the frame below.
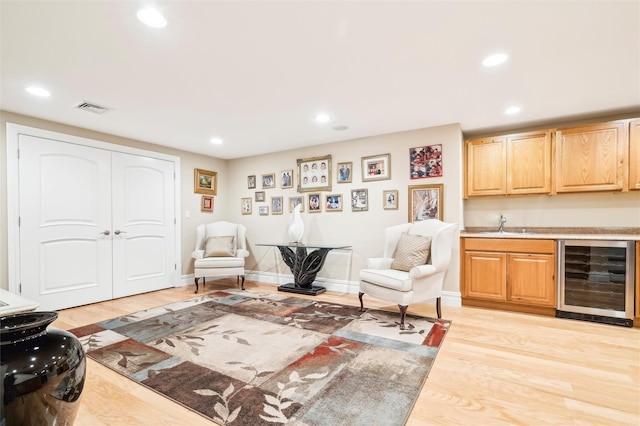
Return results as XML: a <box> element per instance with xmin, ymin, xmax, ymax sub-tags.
<box><xmin>191</xmin><ymin>221</ymin><xmax>250</xmax><ymax>293</ymax></box>
<box><xmin>359</xmin><ymin>219</ymin><xmax>457</xmax><ymax>329</ymax></box>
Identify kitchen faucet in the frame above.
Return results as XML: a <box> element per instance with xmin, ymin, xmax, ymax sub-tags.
<box><xmin>498</xmin><ymin>214</ymin><xmax>507</xmax><ymax>233</ymax></box>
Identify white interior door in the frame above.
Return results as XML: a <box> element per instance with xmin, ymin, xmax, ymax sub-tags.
<box><xmin>111</xmin><ymin>152</ymin><xmax>176</xmax><ymax>298</ymax></box>
<box><xmin>19</xmin><ymin>135</ymin><xmax>114</xmax><ymax>310</ymax></box>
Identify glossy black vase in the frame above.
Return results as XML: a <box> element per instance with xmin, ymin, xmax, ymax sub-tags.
<box><xmin>1</xmin><ymin>311</ymin><xmax>86</xmax><ymax>425</ymax></box>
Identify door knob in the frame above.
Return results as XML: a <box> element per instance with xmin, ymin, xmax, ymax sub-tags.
<box><xmin>100</xmin><ymin>230</ymin><xmax>111</xmax><ymax>236</ymax></box>
<box><xmin>114</xmin><ymin>230</ymin><xmax>127</xmax><ymax>235</ymax></box>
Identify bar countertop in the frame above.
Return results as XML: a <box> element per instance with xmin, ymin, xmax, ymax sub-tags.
<box><xmin>461</xmin><ymin>227</ymin><xmax>640</xmax><ymax>241</ymax></box>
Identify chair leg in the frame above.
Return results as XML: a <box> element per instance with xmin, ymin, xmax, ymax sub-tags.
<box><xmin>358</xmin><ymin>292</ymin><xmax>365</xmax><ymax>312</ymax></box>
<box><xmin>194</xmin><ymin>277</ymin><xmax>199</xmax><ymax>294</ymax></box>
<box><xmin>436</xmin><ymin>297</ymin><xmax>442</xmax><ymax>319</ymax></box>
<box><xmin>398</xmin><ymin>305</ymin><xmax>408</xmax><ymax>330</ymax></box>
<box><xmin>239</xmin><ymin>275</ymin><xmax>245</xmax><ymax>290</ymax></box>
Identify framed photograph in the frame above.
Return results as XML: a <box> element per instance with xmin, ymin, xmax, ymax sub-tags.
<box><xmin>281</xmin><ymin>169</ymin><xmax>293</xmax><ymax>189</ymax></box>
<box><xmin>289</xmin><ymin>196</ymin><xmax>304</xmax><ymax>212</ymax></box>
<box><xmin>308</xmin><ymin>193</ymin><xmax>322</xmax><ymax>213</ymax></box>
<box><xmin>297</xmin><ymin>155</ymin><xmax>331</xmax><ymax>192</ymax></box>
<box><xmin>194</xmin><ymin>168</ymin><xmax>217</xmax><ymax>195</ymax></box>
<box><xmin>325</xmin><ymin>194</ymin><xmax>343</xmax><ymax>212</ymax></box>
<box><xmin>255</xmin><ymin>191</ymin><xmax>265</xmax><ymax>202</ymax></box>
<box><xmin>410</xmin><ymin>144</ymin><xmax>442</xmax><ymax>179</ymax></box>
<box><xmin>271</xmin><ymin>196</ymin><xmax>283</xmax><ymax>215</ymax></box>
<box><xmin>383</xmin><ymin>190</ymin><xmax>399</xmax><ymax>210</ymax></box>
<box><xmin>409</xmin><ymin>184</ymin><xmax>444</xmax><ymax>222</ymax></box>
<box><xmin>262</xmin><ymin>173</ymin><xmax>275</xmax><ymax>189</ymax></box>
<box><xmin>336</xmin><ymin>162</ymin><xmax>352</xmax><ymax>183</ymax></box>
<box><xmin>259</xmin><ymin>206</ymin><xmax>269</xmax><ymax>216</ymax></box>
<box><xmin>362</xmin><ymin>154</ymin><xmax>391</xmax><ymax>182</ymax></box>
<box><xmin>351</xmin><ymin>188</ymin><xmax>368</xmax><ymax>212</ymax></box>
<box><xmin>247</xmin><ymin>175</ymin><xmax>256</xmax><ymax>189</ymax></box>
<box><xmin>201</xmin><ymin>195</ymin><xmax>214</xmax><ymax>212</ymax></box>
<box><xmin>241</xmin><ymin>197</ymin><xmax>252</xmax><ymax>215</ymax></box>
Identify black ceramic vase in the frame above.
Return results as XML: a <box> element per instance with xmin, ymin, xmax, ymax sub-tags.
<box><xmin>1</xmin><ymin>311</ymin><xmax>86</xmax><ymax>425</ymax></box>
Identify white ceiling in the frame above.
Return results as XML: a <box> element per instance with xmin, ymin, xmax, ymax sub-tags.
<box><xmin>1</xmin><ymin>1</ymin><xmax>639</xmax><ymax>159</ymax></box>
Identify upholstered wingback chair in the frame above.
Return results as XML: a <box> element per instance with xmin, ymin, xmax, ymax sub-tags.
<box><xmin>359</xmin><ymin>219</ymin><xmax>457</xmax><ymax>329</ymax></box>
<box><xmin>191</xmin><ymin>221</ymin><xmax>249</xmax><ymax>293</ymax></box>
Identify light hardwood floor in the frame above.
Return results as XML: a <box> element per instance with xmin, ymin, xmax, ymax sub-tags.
<box><xmin>52</xmin><ymin>279</ymin><xmax>640</xmax><ymax>425</ymax></box>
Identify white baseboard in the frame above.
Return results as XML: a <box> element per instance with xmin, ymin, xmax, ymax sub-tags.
<box><xmin>181</xmin><ymin>270</ymin><xmax>463</xmax><ymax>308</ymax></box>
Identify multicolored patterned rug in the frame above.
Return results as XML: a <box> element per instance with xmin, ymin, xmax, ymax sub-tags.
<box><xmin>70</xmin><ymin>289</ymin><xmax>450</xmax><ymax>425</ymax></box>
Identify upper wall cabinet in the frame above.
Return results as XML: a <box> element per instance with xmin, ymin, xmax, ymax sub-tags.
<box><xmin>630</xmin><ymin>119</ymin><xmax>640</xmax><ymax>190</ymax></box>
<box><xmin>465</xmin><ymin>130</ymin><xmax>551</xmax><ymax>197</ymax></box>
<box><xmin>554</xmin><ymin>120</ymin><xmax>629</xmax><ymax>193</ymax></box>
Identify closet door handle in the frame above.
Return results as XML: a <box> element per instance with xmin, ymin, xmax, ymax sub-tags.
<box><xmin>100</xmin><ymin>230</ymin><xmax>111</xmax><ymax>236</ymax></box>
<box><xmin>114</xmin><ymin>230</ymin><xmax>127</xmax><ymax>235</ymax></box>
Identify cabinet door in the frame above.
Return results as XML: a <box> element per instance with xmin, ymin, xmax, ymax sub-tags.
<box><xmin>507</xmin><ymin>130</ymin><xmax>551</xmax><ymax>194</ymax></box>
<box><xmin>465</xmin><ymin>137</ymin><xmax>506</xmax><ymax>197</ymax></box>
<box><xmin>554</xmin><ymin>121</ymin><xmax>629</xmax><ymax>193</ymax></box>
<box><xmin>507</xmin><ymin>253</ymin><xmax>556</xmax><ymax>307</ymax></box>
<box><xmin>629</xmin><ymin>119</ymin><xmax>640</xmax><ymax>190</ymax></box>
<box><xmin>464</xmin><ymin>251</ymin><xmax>507</xmax><ymax>300</ymax></box>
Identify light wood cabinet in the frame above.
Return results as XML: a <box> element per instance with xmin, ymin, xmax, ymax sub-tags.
<box><xmin>507</xmin><ymin>131</ymin><xmax>552</xmax><ymax>195</ymax></box>
<box><xmin>554</xmin><ymin>120</ymin><xmax>629</xmax><ymax>193</ymax></box>
<box><xmin>465</xmin><ymin>130</ymin><xmax>551</xmax><ymax>197</ymax></box>
<box><xmin>462</xmin><ymin>238</ymin><xmax>557</xmax><ymax>314</ymax></box>
<box><xmin>629</xmin><ymin>119</ymin><xmax>640</xmax><ymax>190</ymax></box>
<box><xmin>465</xmin><ymin>136</ymin><xmax>506</xmax><ymax>196</ymax></box>
<box><xmin>507</xmin><ymin>253</ymin><xmax>556</xmax><ymax>305</ymax></box>
<box><xmin>464</xmin><ymin>251</ymin><xmax>507</xmax><ymax>300</ymax></box>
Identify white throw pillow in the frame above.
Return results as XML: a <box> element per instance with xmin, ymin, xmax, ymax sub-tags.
<box><xmin>391</xmin><ymin>233</ymin><xmax>432</xmax><ymax>272</ymax></box>
<box><xmin>204</xmin><ymin>236</ymin><xmax>235</xmax><ymax>257</ymax></box>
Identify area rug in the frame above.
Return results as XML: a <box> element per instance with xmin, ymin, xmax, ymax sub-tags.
<box><xmin>70</xmin><ymin>289</ymin><xmax>450</xmax><ymax>425</ymax></box>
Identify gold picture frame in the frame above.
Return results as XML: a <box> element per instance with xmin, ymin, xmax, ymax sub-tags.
<box><xmin>281</xmin><ymin>169</ymin><xmax>294</xmax><ymax>189</ymax></box>
<box><xmin>201</xmin><ymin>195</ymin><xmax>214</xmax><ymax>212</ymax></box>
<box><xmin>241</xmin><ymin>197</ymin><xmax>252</xmax><ymax>215</ymax></box>
<box><xmin>271</xmin><ymin>196</ymin><xmax>283</xmax><ymax>215</ymax></box>
<box><xmin>408</xmin><ymin>184</ymin><xmax>443</xmax><ymax>222</ymax></box>
<box><xmin>297</xmin><ymin>155</ymin><xmax>332</xmax><ymax>193</ymax></box>
<box><xmin>337</xmin><ymin>161</ymin><xmax>352</xmax><ymax>183</ymax></box>
<box><xmin>194</xmin><ymin>168</ymin><xmax>217</xmax><ymax>195</ymax></box>
<box><xmin>362</xmin><ymin>153</ymin><xmax>391</xmax><ymax>182</ymax></box>
<box><xmin>308</xmin><ymin>193</ymin><xmax>322</xmax><ymax>213</ymax></box>
<box><xmin>325</xmin><ymin>194</ymin><xmax>343</xmax><ymax>212</ymax></box>
<box><xmin>289</xmin><ymin>196</ymin><xmax>304</xmax><ymax>212</ymax></box>
<box><xmin>383</xmin><ymin>190</ymin><xmax>399</xmax><ymax>210</ymax></box>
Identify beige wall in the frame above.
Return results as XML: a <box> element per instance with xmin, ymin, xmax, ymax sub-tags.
<box><xmin>464</xmin><ymin>192</ymin><xmax>640</xmax><ymax>229</ymax></box>
<box><xmin>225</xmin><ymin>124</ymin><xmax>465</xmax><ymax>293</ymax></box>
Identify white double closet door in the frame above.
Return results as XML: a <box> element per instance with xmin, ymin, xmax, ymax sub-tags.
<box><xmin>18</xmin><ymin>134</ymin><xmax>176</xmax><ymax>311</ymax></box>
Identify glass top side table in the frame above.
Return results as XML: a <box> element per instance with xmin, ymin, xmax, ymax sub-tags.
<box><xmin>256</xmin><ymin>243</ymin><xmax>352</xmax><ymax>295</ymax></box>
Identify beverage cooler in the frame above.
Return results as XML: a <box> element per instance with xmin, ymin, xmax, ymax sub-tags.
<box><xmin>557</xmin><ymin>240</ymin><xmax>635</xmax><ymax>327</ymax></box>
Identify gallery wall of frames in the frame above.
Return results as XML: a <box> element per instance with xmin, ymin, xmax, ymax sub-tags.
<box><xmin>236</xmin><ymin>144</ymin><xmax>444</xmax><ymax>222</ymax></box>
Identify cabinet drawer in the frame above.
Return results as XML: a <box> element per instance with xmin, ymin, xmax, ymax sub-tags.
<box><xmin>463</xmin><ymin>238</ymin><xmax>555</xmax><ymax>254</ymax></box>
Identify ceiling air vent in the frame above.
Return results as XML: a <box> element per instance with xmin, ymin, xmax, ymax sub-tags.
<box><xmin>74</xmin><ymin>101</ymin><xmax>111</xmax><ymax>114</ymax></box>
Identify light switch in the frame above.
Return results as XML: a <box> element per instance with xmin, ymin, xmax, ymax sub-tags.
<box><xmin>185</xmin><ymin>210</ymin><xmax>190</xmax><ymax>219</ymax></box>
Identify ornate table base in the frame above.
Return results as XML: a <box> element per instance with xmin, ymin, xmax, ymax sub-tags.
<box><xmin>257</xmin><ymin>242</ymin><xmax>351</xmax><ymax>296</ymax></box>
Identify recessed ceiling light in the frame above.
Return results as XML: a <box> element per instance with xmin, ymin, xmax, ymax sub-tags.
<box><xmin>315</xmin><ymin>113</ymin><xmax>331</xmax><ymax>123</ymax></box>
<box><xmin>483</xmin><ymin>53</ymin><xmax>508</xmax><ymax>67</ymax></box>
<box><xmin>137</xmin><ymin>8</ymin><xmax>167</xmax><ymax>28</ymax></box>
<box><xmin>210</xmin><ymin>138</ymin><xmax>223</xmax><ymax>145</ymax></box>
<box><xmin>505</xmin><ymin>106</ymin><xmax>521</xmax><ymax>115</ymax></box>
<box><xmin>25</xmin><ymin>86</ymin><xmax>51</xmax><ymax>97</ymax></box>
